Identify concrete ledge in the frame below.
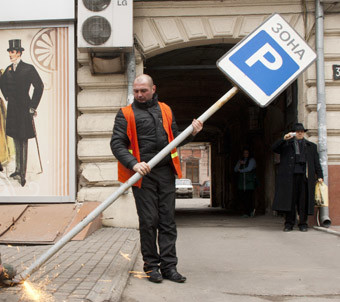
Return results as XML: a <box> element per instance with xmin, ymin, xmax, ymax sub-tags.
<box><xmin>313</xmin><ymin>226</ymin><xmax>340</xmax><ymax>236</ymax></box>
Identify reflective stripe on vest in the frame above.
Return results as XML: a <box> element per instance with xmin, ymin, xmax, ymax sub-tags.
<box><xmin>117</xmin><ymin>102</ymin><xmax>182</xmax><ymax>188</ymax></box>
<box><xmin>158</xmin><ymin>102</ymin><xmax>182</xmax><ymax>178</ymax></box>
<box><xmin>171</xmin><ymin>151</ymin><xmax>178</xmax><ymax>159</ymax></box>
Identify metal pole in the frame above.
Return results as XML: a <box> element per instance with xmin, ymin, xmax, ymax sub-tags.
<box><xmin>13</xmin><ymin>86</ymin><xmax>239</xmax><ymax>283</ymax></box>
<box><xmin>32</xmin><ymin>117</ymin><xmax>43</xmax><ymax>173</ymax></box>
<box><xmin>315</xmin><ymin>0</ymin><xmax>331</xmax><ymax>227</ymax></box>
<box><xmin>126</xmin><ymin>49</ymin><xmax>135</xmax><ymax>105</ymax></box>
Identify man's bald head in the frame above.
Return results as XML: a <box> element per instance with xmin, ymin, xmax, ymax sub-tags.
<box><xmin>134</xmin><ymin>74</ymin><xmax>154</xmax><ymax>87</ymax></box>
<box><xmin>133</xmin><ymin>74</ymin><xmax>156</xmax><ymax>103</ymax></box>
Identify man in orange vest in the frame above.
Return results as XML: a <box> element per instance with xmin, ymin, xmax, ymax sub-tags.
<box><xmin>111</xmin><ymin>74</ymin><xmax>203</xmax><ymax>283</ymax></box>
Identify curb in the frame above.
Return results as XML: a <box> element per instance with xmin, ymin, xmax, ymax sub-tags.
<box><xmin>313</xmin><ymin>226</ymin><xmax>340</xmax><ymax>237</ymax></box>
<box><xmin>85</xmin><ymin>230</ymin><xmax>140</xmax><ymax>302</ymax></box>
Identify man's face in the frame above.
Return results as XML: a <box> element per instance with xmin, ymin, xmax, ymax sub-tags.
<box><xmin>9</xmin><ymin>50</ymin><xmax>21</xmax><ymax>63</ymax></box>
<box><xmin>133</xmin><ymin>81</ymin><xmax>155</xmax><ymax>103</ymax></box>
<box><xmin>243</xmin><ymin>150</ymin><xmax>249</xmax><ymax>158</ymax></box>
<box><xmin>296</xmin><ymin>130</ymin><xmax>305</xmax><ymax>140</ymax></box>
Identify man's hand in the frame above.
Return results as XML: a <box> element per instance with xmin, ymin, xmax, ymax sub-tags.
<box><xmin>133</xmin><ymin>162</ymin><xmax>151</xmax><ymax>176</ymax></box>
<box><xmin>284</xmin><ymin>132</ymin><xmax>295</xmax><ymax>140</ymax></box>
<box><xmin>192</xmin><ymin>119</ymin><xmax>203</xmax><ymax>136</ymax></box>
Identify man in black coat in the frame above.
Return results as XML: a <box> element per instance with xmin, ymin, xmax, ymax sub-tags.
<box><xmin>111</xmin><ymin>74</ymin><xmax>203</xmax><ymax>283</ymax></box>
<box><xmin>0</xmin><ymin>39</ymin><xmax>44</xmax><ymax>187</ymax></box>
<box><xmin>272</xmin><ymin>123</ymin><xmax>323</xmax><ymax>232</ymax></box>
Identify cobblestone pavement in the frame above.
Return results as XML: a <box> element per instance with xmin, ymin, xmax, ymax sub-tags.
<box><xmin>0</xmin><ymin>227</ymin><xmax>140</xmax><ymax>302</ymax></box>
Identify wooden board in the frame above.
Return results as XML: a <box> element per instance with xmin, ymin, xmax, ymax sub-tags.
<box><xmin>0</xmin><ymin>205</ymin><xmax>28</xmax><ymax>236</ymax></box>
<box><xmin>63</xmin><ymin>202</ymin><xmax>102</xmax><ymax>241</ymax></box>
<box><xmin>0</xmin><ymin>204</ymin><xmax>76</xmax><ymax>244</ymax></box>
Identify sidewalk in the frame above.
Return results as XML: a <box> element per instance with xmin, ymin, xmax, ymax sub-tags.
<box><xmin>122</xmin><ymin>208</ymin><xmax>340</xmax><ymax>302</ymax></box>
<box><xmin>0</xmin><ymin>227</ymin><xmax>140</xmax><ymax>302</ymax></box>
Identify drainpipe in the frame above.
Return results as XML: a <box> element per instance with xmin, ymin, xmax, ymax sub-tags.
<box><xmin>126</xmin><ymin>48</ymin><xmax>136</xmax><ymax>105</ymax></box>
<box><xmin>121</xmin><ymin>49</ymin><xmax>136</xmax><ymax>194</ymax></box>
<box><xmin>315</xmin><ymin>0</ymin><xmax>331</xmax><ymax>227</ymax></box>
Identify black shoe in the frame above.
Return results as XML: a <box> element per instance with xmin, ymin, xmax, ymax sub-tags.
<box><xmin>20</xmin><ymin>176</ymin><xmax>26</xmax><ymax>187</ymax></box>
<box><xmin>10</xmin><ymin>171</ymin><xmax>20</xmax><ymax>178</ymax></box>
<box><xmin>299</xmin><ymin>226</ymin><xmax>308</xmax><ymax>232</ymax></box>
<box><xmin>146</xmin><ymin>269</ymin><xmax>163</xmax><ymax>283</ymax></box>
<box><xmin>283</xmin><ymin>226</ymin><xmax>293</xmax><ymax>232</ymax></box>
<box><xmin>162</xmin><ymin>268</ymin><xmax>186</xmax><ymax>283</ymax></box>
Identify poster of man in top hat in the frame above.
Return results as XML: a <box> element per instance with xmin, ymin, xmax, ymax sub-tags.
<box><xmin>0</xmin><ymin>27</ymin><xmax>73</xmax><ymax>200</ymax></box>
<box><xmin>0</xmin><ymin>39</ymin><xmax>44</xmax><ymax>187</ymax></box>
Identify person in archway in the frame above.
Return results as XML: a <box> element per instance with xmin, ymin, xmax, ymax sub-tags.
<box><xmin>234</xmin><ymin>148</ymin><xmax>257</xmax><ymax>217</ymax></box>
<box><xmin>272</xmin><ymin>123</ymin><xmax>323</xmax><ymax>232</ymax></box>
<box><xmin>0</xmin><ymin>39</ymin><xmax>44</xmax><ymax>187</ymax></box>
<box><xmin>110</xmin><ymin>74</ymin><xmax>203</xmax><ymax>283</ymax></box>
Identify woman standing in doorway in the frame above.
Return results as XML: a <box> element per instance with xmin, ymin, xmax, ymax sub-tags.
<box><xmin>234</xmin><ymin>148</ymin><xmax>257</xmax><ymax>217</ymax></box>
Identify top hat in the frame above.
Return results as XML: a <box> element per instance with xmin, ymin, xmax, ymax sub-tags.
<box><xmin>293</xmin><ymin>123</ymin><xmax>308</xmax><ymax>132</ymax></box>
<box><xmin>7</xmin><ymin>39</ymin><xmax>24</xmax><ymax>52</ymax></box>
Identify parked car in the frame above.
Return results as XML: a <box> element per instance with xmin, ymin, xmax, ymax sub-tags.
<box><xmin>175</xmin><ymin>178</ymin><xmax>193</xmax><ymax>198</ymax></box>
<box><xmin>199</xmin><ymin>180</ymin><xmax>210</xmax><ymax>198</ymax></box>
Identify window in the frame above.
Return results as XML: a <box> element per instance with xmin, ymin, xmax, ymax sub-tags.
<box><xmin>186</xmin><ymin>159</ymin><xmax>199</xmax><ymax>184</ymax></box>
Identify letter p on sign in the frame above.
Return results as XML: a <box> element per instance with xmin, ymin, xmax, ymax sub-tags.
<box><xmin>245</xmin><ymin>43</ymin><xmax>282</xmax><ymax>70</ymax></box>
<box><xmin>217</xmin><ymin>14</ymin><xmax>316</xmax><ymax>107</ymax></box>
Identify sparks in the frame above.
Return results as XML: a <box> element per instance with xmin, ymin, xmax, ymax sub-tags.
<box><xmin>21</xmin><ymin>281</ymin><xmax>55</xmax><ymax>302</ymax></box>
<box><xmin>129</xmin><ymin>271</ymin><xmax>149</xmax><ymax>279</ymax></box>
<box><xmin>119</xmin><ymin>251</ymin><xmax>131</xmax><ymax>261</ymax></box>
<box><xmin>23</xmin><ymin>281</ymin><xmax>41</xmax><ymax>301</ymax></box>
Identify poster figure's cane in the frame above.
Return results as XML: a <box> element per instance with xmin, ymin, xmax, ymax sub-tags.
<box><xmin>30</xmin><ymin>109</ymin><xmax>43</xmax><ymax>174</ymax></box>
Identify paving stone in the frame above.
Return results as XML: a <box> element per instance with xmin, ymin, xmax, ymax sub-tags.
<box><xmin>0</xmin><ymin>228</ymin><xmax>140</xmax><ymax>302</ymax></box>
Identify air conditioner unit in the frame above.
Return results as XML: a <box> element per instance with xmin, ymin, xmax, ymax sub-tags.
<box><xmin>77</xmin><ymin>0</ymin><xmax>133</xmax><ymax>52</ymax></box>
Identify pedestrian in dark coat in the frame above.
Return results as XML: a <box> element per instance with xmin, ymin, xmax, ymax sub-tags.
<box><xmin>111</xmin><ymin>74</ymin><xmax>203</xmax><ymax>283</ymax></box>
<box><xmin>272</xmin><ymin>123</ymin><xmax>323</xmax><ymax>232</ymax></box>
<box><xmin>0</xmin><ymin>39</ymin><xmax>44</xmax><ymax>186</ymax></box>
<box><xmin>234</xmin><ymin>148</ymin><xmax>257</xmax><ymax>217</ymax></box>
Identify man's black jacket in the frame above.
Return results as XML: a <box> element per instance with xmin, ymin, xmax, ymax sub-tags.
<box><xmin>110</xmin><ymin>94</ymin><xmax>193</xmax><ymax>171</ymax></box>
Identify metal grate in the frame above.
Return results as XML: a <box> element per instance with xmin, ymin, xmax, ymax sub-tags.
<box><xmin>83</xmin><ymin>0</ymin><xmax>111</xmax><ymax>12</ymax></box>
<box><xmin>82</xmin><ymin>16</ymin><xmax>111</xmax><ymax>45</ymax></box>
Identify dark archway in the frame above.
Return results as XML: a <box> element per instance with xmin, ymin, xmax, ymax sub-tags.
<box><xmin>145</xmin><ymin>44</ymin><xmax>297</xmax><ymax>215</ymax></box>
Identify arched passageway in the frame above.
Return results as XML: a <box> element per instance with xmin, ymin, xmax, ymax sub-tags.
<box><xmin>145</xmin><ymin>43</ymin><xmax>298</xmax><ymax>215</ymax></box>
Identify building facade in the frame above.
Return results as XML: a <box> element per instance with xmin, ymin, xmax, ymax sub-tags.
<box><xmin>77</xmin><ymin>0</ymin><xmax>340</xmax><ymax>226</ymax></box>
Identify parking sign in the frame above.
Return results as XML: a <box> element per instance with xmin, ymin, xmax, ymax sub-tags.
<box><xmin>217</xmin><ymin>14</ymin><xmax>317</xmax><ymax>107</ymax></box>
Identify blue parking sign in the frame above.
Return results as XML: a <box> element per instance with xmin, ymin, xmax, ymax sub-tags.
<box><xmin>217</xmin><ymin>14</ymin><xmax>317</xmax><ymax>107</ymax></box>
<box><xmin>229</xmin><ymin>30</ymin><xmax>299</xmax><ymax>96</ymax></box>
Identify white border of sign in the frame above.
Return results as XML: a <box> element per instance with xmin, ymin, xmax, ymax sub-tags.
<box><xmin>217</xmin><ymin>13</ymin><xmax>316</xmax><ymax>107</ymax></box>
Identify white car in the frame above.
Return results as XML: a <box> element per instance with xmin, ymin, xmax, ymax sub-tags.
<box><xmin>175</xmin><ymin>178</ymin><xmax>193</xmax><ymax>198</ymax></box>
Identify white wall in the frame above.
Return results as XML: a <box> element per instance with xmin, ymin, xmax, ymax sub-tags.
<box><xmin>0</xmin><ymin>0</ymin><xmax>75</xmax><ymax>22</ymax></box>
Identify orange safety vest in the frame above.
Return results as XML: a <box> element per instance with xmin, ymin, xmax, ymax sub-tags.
<box><xmin>118</xmin><ymin>102</ymin><xmax>182</xmax><ymax>188</ymax></box>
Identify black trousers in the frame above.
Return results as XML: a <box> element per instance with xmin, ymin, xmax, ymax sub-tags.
<box><xmin>132</xmin><ymin>164</ymin><xmax>177</xmax><ymax>273</ymax></box>
<box><xmin>13</xmin><ymin>138</ymin><xmax>28</xmax><ymax>178</ymax></box>
<box><xmin>285</xmin><ymin>174</ymin><xmax>308</xmax><ymax>228</ymax></box>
